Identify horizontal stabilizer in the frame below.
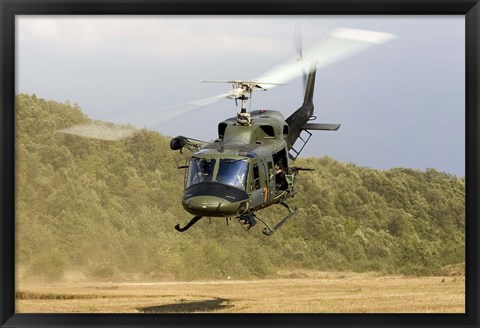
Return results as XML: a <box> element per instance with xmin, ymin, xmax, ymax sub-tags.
<box><xmin>301</xmin><ymin>123</ymin><xmax>341</xmax><ymax>131</ymax></box>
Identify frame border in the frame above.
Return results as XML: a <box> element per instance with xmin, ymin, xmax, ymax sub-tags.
<box><xmin>1</xmin><ymin>1</ymin><xmax>479</xmax><ymax>327</ymax></box>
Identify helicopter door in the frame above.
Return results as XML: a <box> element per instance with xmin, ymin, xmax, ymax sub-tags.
<box><xmin>273</xmin><ymin>149</ymin><xmax>289</xmax><ymax>193</ymax></box>
<box><xmin>250</xmin><ymin>163</ymin><xmax>264</xmax><ymax>207</ymax></box>
<box><xmin>267</xmin><ymin>161</ymin><xmax>275</xmax><ymax>201</ymax></box>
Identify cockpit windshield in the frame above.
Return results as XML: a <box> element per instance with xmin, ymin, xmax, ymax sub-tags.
<box><xmin>216</xmin><ymin>159</ymin><xmax>249</xmax><ymax>190</ymax></box>
<box><xmin>187</xmin><ymin>158</ymin><xmax>216</xmax><ymax>188</ymax></box>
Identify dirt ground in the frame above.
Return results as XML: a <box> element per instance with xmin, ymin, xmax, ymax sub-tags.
<box><xmin>15</xmin><ymin>271</ymin><xmax>465</xmax><ymax>313</ymax></box>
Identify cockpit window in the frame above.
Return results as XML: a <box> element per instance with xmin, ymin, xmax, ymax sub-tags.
<box><xmin>187</xmin><ymin>158</ymin><xmax>216</xmax><ymax>188</ymax></box>
<box><xmin>216</xmin><ymin>159</ymin><xmax>249</xmax><ymax>190</ymax></box>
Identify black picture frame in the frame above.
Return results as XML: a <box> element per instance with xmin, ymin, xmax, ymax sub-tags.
<box><xmin>1</xmin><ymin>1</ymin><xmax>478</xmax><ymax>327</ymax></box>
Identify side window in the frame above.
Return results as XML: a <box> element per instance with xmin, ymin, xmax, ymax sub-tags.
<box><xmin>253</xmin><ymin>164</ymin><xmax>260</xmax><ymax>190</ymax></box>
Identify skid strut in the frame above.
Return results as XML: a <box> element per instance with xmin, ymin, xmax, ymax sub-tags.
<box><xmin>175</xmin><ymin>216</ymin><xmax>202</xmax><ymax>232</ymax></box>
<box><xmin>262</xmin><ymin>202</ymin><xmax>297</xmax><ymax>236</ymax></box>
<box><xmin>237</xmin><ymin>213</ymin><xmax>257</xmax><ymax>231</ymax></box>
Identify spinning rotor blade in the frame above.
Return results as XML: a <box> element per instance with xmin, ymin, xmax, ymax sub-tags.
<box><xmin>178</xmin><ymin>27</ymin><xmax>395</xmax><ymax>112</ymax></box>
<box><xmin>60</xmin><ymin>28</ymin><xmax>395</xmax><ymax>141</ymax></box>
<box><xmin>116</xmin><ymin>92</ymin><xmax>232</xmax><ymax>126</ymax></box>
<box><xmin>60</xmin><ymin>122</ymin><xmax>138</xmax><ymax>141</ymax></box>
<box><xmin>255</xmin><ymin>27</ymin><xmax>396</xmax><ymax>89</ymax></box>
<box><xmin>59</xmin><ymin>93</ymin><xmax>231</xmax><ymax>141</ymax></box>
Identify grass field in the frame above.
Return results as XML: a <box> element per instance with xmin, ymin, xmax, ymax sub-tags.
<box><xmin>16</xmin><ymin>271</ymin><xmax>465</xmax><ymax>313</ymax></box>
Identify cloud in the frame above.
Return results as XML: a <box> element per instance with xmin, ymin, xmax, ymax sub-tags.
<box><xmin>17</xmin><ymin>16</ymin><xmax>286</xmax><ymax>61</ymax></box>
<box><xmin>18</xmin><ymin>16</ymin><xmax>103</xmax><ymax>47</ymax></box>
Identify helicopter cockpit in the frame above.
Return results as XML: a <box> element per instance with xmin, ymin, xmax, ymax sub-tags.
<box><xmin>186</xmin><ymin>158</ymin><xmax>215</xmax><ymax>186</ymax></box>
<box><xmin>216</xmin><ymin>159</ymin><xmax>249</xmax><ymax>190</ymax></box>
<box><xmin>186</xmin><ymin>157</ymin><xmax>249</xmax><ymax>191</ymax></box>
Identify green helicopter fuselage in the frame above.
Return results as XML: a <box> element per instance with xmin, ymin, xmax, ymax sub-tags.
<box><xmin>181</xmin><ymin>110</ymin><xmax>293</xmax><ymax>218</ymax></box>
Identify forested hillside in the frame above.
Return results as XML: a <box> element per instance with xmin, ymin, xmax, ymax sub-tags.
<box><xmin>15</xmin><ymin>94</ymin><xmax>465</xmax><ymax>281</ymax></box>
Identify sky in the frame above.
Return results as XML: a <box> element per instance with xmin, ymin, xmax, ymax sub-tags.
<box><xmin>16</xmin><ymin>16</ymin><xmax>465</xmax><ymax>176</ymax></box>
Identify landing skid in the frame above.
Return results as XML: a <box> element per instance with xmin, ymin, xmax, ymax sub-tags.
<box><xmin>175</xmin><ymin>215</ymin><xmax>202</xmax><ymax>232</ymax></box>
<box><xmin>261</xmin><ymin>202</ymin><xmax>296</xmax><ymax>236</ymax></box>
<box><xmin>175</xmin><ymin>202</ymin><xmax>296</xmax><ymax>235</ymax></box>
<box><xmin>238</xmin><ymin>202</ymin><xmax>296</xmax><ymax>236</ymax></box>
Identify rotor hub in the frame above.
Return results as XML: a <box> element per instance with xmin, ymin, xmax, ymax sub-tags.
<box><xmin>237</xmin><ymin>112</ymin><xmax>251</xmax><ymax>125</ymax></box>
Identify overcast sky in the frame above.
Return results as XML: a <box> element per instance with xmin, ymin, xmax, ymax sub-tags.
<box><xmin>16</xmin><ymin>16</ymin><xmax>465</xmax><ymax>176</ymax></box>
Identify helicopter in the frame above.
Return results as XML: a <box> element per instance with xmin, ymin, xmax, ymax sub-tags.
<box><xmin>167</xmin><ymin>27</ymin><xmax>396</xmax><ymax>235</ymax></box>
<box><xmin>60</xmin><ymin>27</ymin><xmax>395</xmax><ymax>235</ymax></box>
<box><xmin>169</xmin><ymin>72</ymin><xmax>333</xmax><ymax>235</ymax></box>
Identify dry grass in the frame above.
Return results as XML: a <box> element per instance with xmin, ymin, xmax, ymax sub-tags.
<box><xmin>16</xmin><ymin>271</ymin><xmax>465</xmax><ymax>313</ymax></box>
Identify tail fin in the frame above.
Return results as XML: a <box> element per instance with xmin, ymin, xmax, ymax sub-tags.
<box><xmin>302</xmin><ymin>66</ymin><xmax>316</xmax><ymax>106</ymax></box>
<box><xmin>285</xmin><ymin>67</ymin><xmax>317</xmax><ymax>149</ymax></box>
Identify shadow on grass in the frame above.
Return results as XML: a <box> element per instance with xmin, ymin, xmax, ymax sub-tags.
<box><xmin>138</xmin><ymin>297</ymin><xmax>233</xmax><ymax>313</ymax></box>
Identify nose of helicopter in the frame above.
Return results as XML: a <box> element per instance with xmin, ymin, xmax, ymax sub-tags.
<box><xmin>183</xmin><ymin>196</ymin><xmax>240</xmax><ymax>217</ymax></box>
<box><xmin>182</xmin><ymin>182</ymin><xmax>249</xmax><ymax>217</ymax></box>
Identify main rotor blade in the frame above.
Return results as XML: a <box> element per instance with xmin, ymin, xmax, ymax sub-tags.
<box><xmin>255</xmin><ymin>27</ymin><xmax>396</xmax><ymax>90</ymax></box>
<box><xmin>115</xmin><ymin>92</ymin><xmax>232</xmax><ymax>127</ymax></box>
<box><xmin>59</xmin><ymin>121</ymin><xmax>138</xmax><ymax>141</ymax></box>
<box><xmin>59</xmin><ymin>93</ymin><xmax>231</xmax><ymax>141</ymax></box>
<box><xmin>60</xmin><ymin>27</ymin><xmax>396</xmax><ymax>141</ymax></box>
<box><xmin>152</xmin><ymin>28</ymin><xmax>395</xmax><ymax>121</ymax></box>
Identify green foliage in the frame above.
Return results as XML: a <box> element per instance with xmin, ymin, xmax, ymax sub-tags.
<box><xmin>15</xmin><ymin>94</ymin><xmax>465</xmax><ymax>280</ymax></box>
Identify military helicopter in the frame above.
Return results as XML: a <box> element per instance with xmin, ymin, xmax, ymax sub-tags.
<box><xmin>167</xmin><ymin>27</ymin><xmax>395</xmax><ymax>235</ymax></box>
<box><xmin>61</xmin><ymin>27</ymin><xmax>395</xmax><ymax>235</ymax></box>
<box><xmin>169</xmin><ymin>72</ymin><xmax>329</xmax><ymax>235</ymax></box>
